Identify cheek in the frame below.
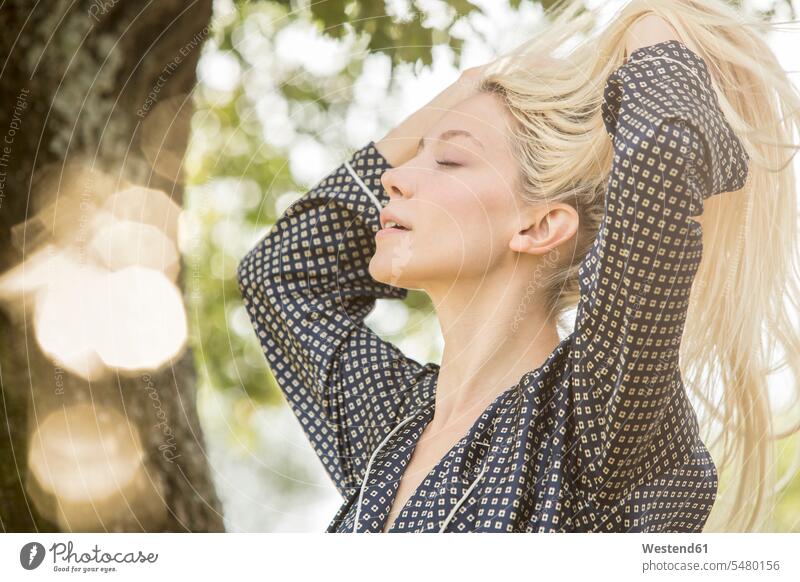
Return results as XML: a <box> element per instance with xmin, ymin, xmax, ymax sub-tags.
<box><xmin>369</xmin><ymin>183</ymin><xmax>515</xmax><ymax>284</ymax></box>
<box><xmin>425</xmin><ymin>193</ymin><xmax>508</xmax><ymax>266</ymax></box>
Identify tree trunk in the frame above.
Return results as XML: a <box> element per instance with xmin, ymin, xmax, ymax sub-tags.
<box><xmin>0</xmin><ymin>0</ymin><xmax>224</xmax><ymax>532</ymax></box>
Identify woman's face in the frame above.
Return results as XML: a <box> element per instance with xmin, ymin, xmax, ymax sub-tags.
<box><xmin>369</xmin><ymin>91</ymin><xmax>538</xmax><ymax>294</ymax></box>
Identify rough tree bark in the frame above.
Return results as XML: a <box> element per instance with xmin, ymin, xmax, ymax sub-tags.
<box><xmin>0</xmin><ymin>0</ymin><xmax>224</xmax><ymax>532</ymax></box>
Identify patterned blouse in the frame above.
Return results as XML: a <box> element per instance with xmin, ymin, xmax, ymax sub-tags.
<box><xmin>237</xmin><ymin>39</ymin><xmax>749</xmax><ymax>533</ymax></box>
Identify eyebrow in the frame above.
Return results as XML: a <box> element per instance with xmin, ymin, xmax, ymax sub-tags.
<box><xmin>416</xmin><ymin>129</ymin><xmax>485</xmax><ymax>154</ymax></box>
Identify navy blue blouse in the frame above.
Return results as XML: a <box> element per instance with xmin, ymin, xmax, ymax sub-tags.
<box><xmin>237</xmin><ymin>39</ymin><xmax>749</xmax><ymax>532</ymax></box>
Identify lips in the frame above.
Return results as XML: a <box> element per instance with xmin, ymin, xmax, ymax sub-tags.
<box><xmin>382</xmin><ymin>222</ymin><xmax>410</xmax><ymax>231</ymax></box>
<box><xmin>379</xmin><ymin>208</ymin><xmax>412</xmax><ymax>231</ymax></box>
<box><xmin>375</xmin><ymin>224</ymin><xmax>411</xmax><ymax>239</ymax></box>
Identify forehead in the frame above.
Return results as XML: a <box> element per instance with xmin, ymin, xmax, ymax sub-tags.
<box><xmin>428</xmin><ymin>92</ymin><xmax>514</xmax><ymax>157</ymax></box>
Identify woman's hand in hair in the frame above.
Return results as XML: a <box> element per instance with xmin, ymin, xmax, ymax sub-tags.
<box><xmin>624</xmin><ymin>13</ymin><xmax>681</xmax><ymax>59</ymax></box>
<box><xmin>455</xmin><ymin>63</ymin><xmax>491</xmax><ymax>96</ymax></box>
<box><xmin>375</xmin><ymin>60</ymin><xmax>495</xmax><ymax>167</ymax></box>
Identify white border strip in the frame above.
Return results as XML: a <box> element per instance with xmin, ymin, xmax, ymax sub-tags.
<box><xmin>3</xmin><ymin>533</ymin><xmax>794</xmax><ymax>579</ymax></box>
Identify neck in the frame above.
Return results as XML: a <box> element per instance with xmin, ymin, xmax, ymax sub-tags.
<box><xmin>425</xmin><ymin>268</ymin><xmax>561</xmax><ymax>432</ymax></box>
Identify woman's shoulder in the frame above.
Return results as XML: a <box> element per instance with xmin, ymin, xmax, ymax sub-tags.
<box><xmin>515</xmin><ymin>331</ymin><xmax>576</xmax><ymax>399</ymax></box>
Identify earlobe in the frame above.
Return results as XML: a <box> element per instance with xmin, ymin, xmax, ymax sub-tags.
<box><xmin>509</xmin><ymin>233</ymin><xmax>530</xmax><ymax>254</ymax></box>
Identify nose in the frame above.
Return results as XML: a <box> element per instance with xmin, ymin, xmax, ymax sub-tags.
<box><xmin>380</xmin><ymin>167</ymin><xmax>412</xmax><ymax>200</ymax></box>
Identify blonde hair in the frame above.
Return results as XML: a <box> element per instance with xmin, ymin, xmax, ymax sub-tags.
<box><xmin>479</xmin><ymin>0</ymin><xmax>800</xmax><ymax>531</ymax></box>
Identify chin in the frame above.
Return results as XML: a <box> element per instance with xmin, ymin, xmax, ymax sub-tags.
<box><xmin>368</xmin><ymin>253</ymin><xmax>416</xmax><ymax>290</ymax></box>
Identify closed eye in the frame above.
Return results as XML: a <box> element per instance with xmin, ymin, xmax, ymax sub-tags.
<box><xmin>436</xmin><ymin>160</ymin><xmax>461</xmax><ymax>167</ymax></box>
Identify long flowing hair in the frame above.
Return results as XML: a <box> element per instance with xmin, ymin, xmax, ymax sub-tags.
<box><xmin>478</xmin><ymin>0</ymin><xmax>800</xmax><ymax>531</ymax></box>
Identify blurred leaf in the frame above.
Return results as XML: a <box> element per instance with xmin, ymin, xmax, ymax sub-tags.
<box><xmin>311</xmin><ymin>0</ymin><xmax>350</xmax><ymax>39</ymax></box>
<box><xmin>449</xmin><ymin>0</ymin><xmax>481</xmax><ymax>17</ymax></box>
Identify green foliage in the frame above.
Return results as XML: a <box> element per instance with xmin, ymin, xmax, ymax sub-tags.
<box><xmin>775</xmin><ymin>431</ymin><xmax>800</xmax><ymax>532</ymax></box>
<box><xmin>270</xmin><ymin>0</ymin><xmax>483</xmax><ymax>70</ymax></box>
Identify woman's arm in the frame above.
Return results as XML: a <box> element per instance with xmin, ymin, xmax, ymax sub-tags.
<box><xmin>237</xmin><ymin>142</ymin><xmax>431</xmax><ymax>498</ymax></box>
<box><xmin>570</xmin><ymin>29</ymin><xmax>749</xmax><ymax>505</ymax></box>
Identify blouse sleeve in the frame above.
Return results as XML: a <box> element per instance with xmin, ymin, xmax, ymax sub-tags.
<box><xmin>236</xmin><ymin>141</ymin><xmax>429</xmax><ymax>498</ymax></box>
<box><xmin>570</xmin><ymin>39</ymin><xmax>749</xmax><ymax>504</ymax></box>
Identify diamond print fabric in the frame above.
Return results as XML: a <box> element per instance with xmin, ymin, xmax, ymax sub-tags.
<box><xmin>237</xmin><ymin>39</ymin><xmax>749</xmax><ymax>532</ymax></box>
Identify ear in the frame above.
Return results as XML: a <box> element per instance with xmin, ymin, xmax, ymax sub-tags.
<box><xmin>508</xmin><ymin>203</ymin><xmax>578</xmax><ymax>256</ymax></box>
